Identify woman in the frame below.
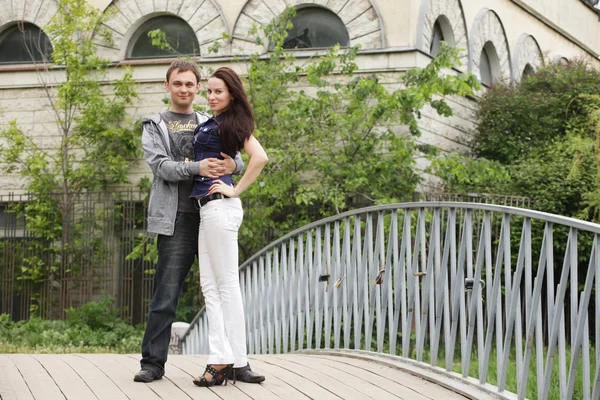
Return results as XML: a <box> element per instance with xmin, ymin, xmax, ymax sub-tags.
<box><xmin>190</xmin><ymin>67</ymin><xmax>268</xmax><ymax>387</ymax></box>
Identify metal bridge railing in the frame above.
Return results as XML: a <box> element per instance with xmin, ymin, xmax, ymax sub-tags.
<box><xmin>181</xmin><ymin>202</ymin><xmax>600</xmax><ymax>399</ymax></box>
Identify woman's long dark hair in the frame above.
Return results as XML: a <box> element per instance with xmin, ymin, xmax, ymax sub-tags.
<box><xmin>211</xmin><ymin>67</ymin><xmax>254</xmax><ymax>153</ymax></box>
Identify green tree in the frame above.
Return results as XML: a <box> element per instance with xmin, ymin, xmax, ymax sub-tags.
<box><xmin>0</xmin><ymin>0</ymin><xmax>140</xmax><ymax>315</ymax></box>
<box><xmin>236</xmin><ymin>8</ymin><xmax>480</xmax><ymax>258</ymax></box>
<box><xmin>128</xmin><ymin>8</ymin><xmax>480</xmax><ymax>322</ymax></box>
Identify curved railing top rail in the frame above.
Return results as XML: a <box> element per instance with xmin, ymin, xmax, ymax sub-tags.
<box><xmin>183</xmin><ymin>201</ymin><xmax>600</xmax><ymax>341</ymax></box>
<box><xmin>238</xmin><ymin>201</ymin><xmax>600</xmax><ymax>270</ymax></box>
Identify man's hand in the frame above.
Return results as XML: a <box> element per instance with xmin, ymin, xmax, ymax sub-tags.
<box><xmin>198</xmin><ymin>153</ymin><xmax>236</xmax><ymax>177</ymax></box>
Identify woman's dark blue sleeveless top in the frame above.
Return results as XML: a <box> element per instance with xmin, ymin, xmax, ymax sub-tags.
<box><xmin>189</xmin><ymin>115</ymin><xmax>235</xmax><ymax>198</ymax></box>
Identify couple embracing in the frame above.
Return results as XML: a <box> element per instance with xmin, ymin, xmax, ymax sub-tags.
<box><xmin>135</xmin><ymin>60</ymin><xmax>268</xmax><ymax>387</ymax></box>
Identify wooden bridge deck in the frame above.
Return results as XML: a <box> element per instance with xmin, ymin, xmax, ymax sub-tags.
<box><xmin>0</xmin><ymin>353</ymin><xmax>478</xmax><ymax>400</ymax></box>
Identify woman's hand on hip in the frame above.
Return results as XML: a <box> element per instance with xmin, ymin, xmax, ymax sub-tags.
<box><xmin>208</xmin><ymin>179</ymin><xmax>237</xmax><ymax>197</ymax></box>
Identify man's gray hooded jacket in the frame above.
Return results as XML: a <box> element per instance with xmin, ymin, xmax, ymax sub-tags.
<box><xmin>141</xmin><ymin>111</ymin><xmax>243</xmax><ymax>236</ymax></box>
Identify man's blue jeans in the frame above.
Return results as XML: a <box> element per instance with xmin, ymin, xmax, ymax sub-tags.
<box><xmin>140</xmin><ymin>212</ymin><xmax>199</xmax><ymax>377</ymax></box>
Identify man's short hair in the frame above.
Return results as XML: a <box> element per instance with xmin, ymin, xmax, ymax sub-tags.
<box><xmin>166</xmin><ymin>60</ymin><xmax>201</xmax><ymax>83</ymax></box>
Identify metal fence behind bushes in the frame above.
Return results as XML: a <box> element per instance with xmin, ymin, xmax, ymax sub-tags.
<box><xmin>0</xmin><ymin>191</ymin><xmax>530</xmax><ymax>324</ymax></box>
<box><xmin>0</xmin><ymin>190</ymin><xmax>155</xmax><ymax>323</ymax></box>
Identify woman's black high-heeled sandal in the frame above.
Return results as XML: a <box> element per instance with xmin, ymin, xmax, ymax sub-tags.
<box><xmin>193</xmin><ymin>364</ymin><xmax>234</xmax><ymax>387</ymax></box>
<box><xmin>215</xmin><ymin>367</ymin><xmax>236</xmax><ymax>386</ymax></box>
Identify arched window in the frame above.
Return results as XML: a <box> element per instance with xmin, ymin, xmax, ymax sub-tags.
<box><xmin>430</xmin><ymin>20</ymin><xmax>444</xmax><ymax>57</ymax></box>
<box><xmin>429</xmin><ymin>16</ymin><xmax>455</xmax><ymax>57</ymax></box>
<box><xmin>127</xmin><ymin>16</ymin><xmax>199</xmax><ymax>59</ymax></box>
<box><xmin>0</xmin><ymin>23</ymin><xmax>52</xmax><ymax>64</ymax></box>
<box><xmin>283</xmin><ymin>7</ymin><xmax>350</xmax><ymax>49</ymax></box>
<box><xmin>479</xmin><ymin>42</ymin><xmax>500</xmax><ymax>86</ymax></box>
<box><xmin>479</xmin><ymin>48</ymin><xmax>492</xmax><ymax>86</ymax></box>
<box><xmin>522</xmin><ymin>64</ymin><xmax>534</xmax><ymax>80</ymax></box>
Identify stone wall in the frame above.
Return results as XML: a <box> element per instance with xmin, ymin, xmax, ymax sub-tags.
<box><xmin>0</xmin><ymin>0</ymin><xmax>598</xmax><ymax>194</ymax></box>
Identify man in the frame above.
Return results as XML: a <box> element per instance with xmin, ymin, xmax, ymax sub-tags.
<box><xmin>135</xmin><ymin>60</ymin><xmax>265</xmax><ymax>384</ymax></box>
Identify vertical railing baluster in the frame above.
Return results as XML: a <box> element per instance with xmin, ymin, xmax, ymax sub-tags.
<box><xmin>565</xmin><ymin>236</ymin><xmax>596</xmax><ymax>398</ymax></box>
<box><xmin>274</xmin><ymin>247</ymin><xmax>281</xmax><ymax>354</ymax></box>
<box><xmin>460</xmin><ymin>210</ymin><xmax>472</xmax><ymax>376</ymax></box>
<box><xmin>583</xmin><ymin>305</ymin><xmax>591</xmax><ymax>400</ymax></box>
<box><xmin>416</xmin><ymin>208</ymin><xmax>425</xmax><ymax>359</ymax></box>
<box><xmin>281</xmin><ymin>243</ymin><xmax>289</xmax><ymax>353</ymax></box>
<box><xmin>306</xmin><ymin>230</ymin><xmax>314</xmax><ymax>350</ymax></box>
<box><xmin>258</xmin><ymin>257</ymin><xmax>266</xmax><ymax>354</ymax></box>
<box><xmin>353</xmin><ymin>216</ymin><xmax>364</xmax><ymax>350</ymax></box>
<box><xmin>464</xmin><ymin>211</ymin><xmax>487</xmax><ymax>377</ymax></box>
<box><xmin>481</xmin><ymin>214</ymin><xmax>508</xmax><ymax>384</ymax></box>
<box><xmin>375</xmin><ymin>211</ymin><xmax>386</xmax><ymax>353</ymax></box>
<box><xmin>519</xmin><ymin>224</ymin><xmax>550</xmax><ymax>399</ymax></box>
<box><xmin>240</xmin><ymin>267</ymin><xmax>247</xmax><ymax>352</ymax></box>
<box><xmin>389</xmin><ymin>210</ymin><xmax>400</xmax><ymax>356</ymax></box>
<box><xmin>252</xmin><ymin>260</ymin><xmax>260</xmax><ymax>353</ymax></box>
<box><xmin>382</xmin><ymin>211</ymin><xmax>394</xmax><ymax>355</ymax></box>
<box><xmin>297</xmin><ymin>234</ymin><xmax>305</xmax><ymax>350</ymax></box>
<box><xmin>446</xmin><ymin>208</ymin><xmax>458</xmax><ymax>372</ymax></box>
<box><xmin>431</xmin><ymin>207</ymin><xmax>447</xmax><ymax>366</ymax></box>
<box><xmin>405</xmin><ymin>209</ymin><xmax>420</xmax><ymax>358</ymax></box>
<box><xmin>289</xmin><ymin>239</ymin><xmax>297</xmax><ymax>352</ymax></box>
<box><xmin>416</xmin><ymin>208</ymin><xmax>438</xmax><ymax>362</ymax></box>
<box><xmin>535</xmin><ymin>261</ymin><xmax>545</xmax><ymax>399</ymax></box>
<box><xmin>252</xmin><ymin>262</ymin><xmax>259</xmax><ymax>353</ymax></box>
<box><xmin>266</xmin><ymin>252</ymin><xmax>273</xmax><ymax>354</ymax></box>
<box><xmin>342</xmin><ymin>218</ymin><xmax>352</xmax><ymax>349</ymax></box>
<box><xmin>515</xmin><ymin>219</ymin><xmax>530</xmax><ymax>394</ymax></box>
<box><xmin>448</xmin><ymin>210</ymin><xmax>468</xmax><ymax>373</ymax></box>
<box><xmin>401</xmin><ymin>209</ymin><xmax>411</xmax><ymax>358</ymax></box>
<box><xmin>498</xmin><ymin>218</ymin><xmax>529</xmax><ymax>392</ymax></box>
<box><xmin>541</xmin><ymin>229</ymin><xmax>575</xmax><ymax>400</ymax></box>
<box><xmin>364</xmin><ymin>214</ymin><xmax>374</xmax><ymax>350</ymax></box>
<box><xmin>245</xmin><ymin>268</ymin><xmax>254</xmax><ymax>354</ymax></box>
<box><xmin>314</xmin><ymin>227</ymin><xmax>323</xmax><ymax>350</ymax></box>
<box><xmin>432</xmin><ymin>209</ymin><xmax>442</xmax><ymax>365</ymax></box>
<box><xmin>324</xmin><ymin>223</ymin><xmax>332</xmax><ymax>349</ymax></box>
<box><xmin>497</xmin><ymin>215</ymin><xmax>509</xmax><ymax>379</ymax></box>
<box><xmin>571</xmin><ymin>231</ymin><xmax>579</xmax><ymax>349</ymax></box>
<box><xmin>411</xmin><ymin>208</ymin><xmax>424</xmax><ymax>360</ymax></box>
<box><xmin>443</xmin><ymin>209</ymin><xmax>456</xmax><ymax>371</ymax></box>
<box><xmin>333</xmin><ymin>221</ymin><xmax>341</xmax><ymax>349</ymax></box>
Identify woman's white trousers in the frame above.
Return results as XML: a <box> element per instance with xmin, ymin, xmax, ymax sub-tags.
<box><xmin>198</xmin><ymin>197</ymin><xmax>247</xmax><ymax>368</ymax></box>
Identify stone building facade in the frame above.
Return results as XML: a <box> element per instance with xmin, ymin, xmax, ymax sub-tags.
<box><xmin>0</xmin><ymin>0</ymin><xmax>598</xmax><ymax>195</ymax></box>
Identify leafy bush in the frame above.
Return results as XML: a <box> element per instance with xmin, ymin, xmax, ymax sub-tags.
<box><xmin>473</xmin><ymin>59</ymin><xmax>600</xmax><ymax>164</ymax></box>
<box><xmin>433</xmin><ymin>60</ymin><xmax>600</xmax><ymax>219</ymax></box>
<box><xmin>0</xmin><ymin>297</ymin><xmax>144</xmax><ymax>353</ymax></box>
<box><xmin>429</xmin><ymin>153</ymin><xmax>511</xmax><ymax>194</ymax></box>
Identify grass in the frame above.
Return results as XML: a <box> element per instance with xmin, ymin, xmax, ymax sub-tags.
<box><xmin>403</xmin><ymin>341</ymin><xmax>596</xmax><ymax>400</ymax></box>
<box><xmin>0</xmin><ymin>298</ymin><xmax>144</xmax><ymax>354</ymax></box>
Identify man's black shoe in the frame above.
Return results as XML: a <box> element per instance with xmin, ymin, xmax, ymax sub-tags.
<box><xmin>228</xmin><ymin>363</ymin><xmax>265</xmax><ymax>383</ymax></box>
<box><xmin>134</xmin><ymin>369</ymin><xmax>163</xmax><ymax>382</ymax></box>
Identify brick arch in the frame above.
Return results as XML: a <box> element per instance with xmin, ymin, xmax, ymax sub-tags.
<box><xmin>102</xmin><ymin>0</ymin><xmax>228</xmax><ymax>59</ymax></box>
<box><xmin>231</xmin><ymin>0</ymin><xmax>384</xmax><ymax>55</ymax></box>
<box><xmin>469</xmin><ymin>8</ymin><xmax>512</xmax><ymax>83</ymax></box>
<box><xmin>417</xmin><ymin>0</ymin><xmax>468</xmax><ymax>69</ymax></box>
<box><xmin>0</xmin><ymin>0</ymin><xmax>58</xmax><ymax>30</ymax></box>
<box><xmin>513</xmin><ymin>34</ymin><xmax>543</xmax><ymax>82</ymax></box>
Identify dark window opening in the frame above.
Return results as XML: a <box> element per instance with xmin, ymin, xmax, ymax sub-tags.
<box><xmin>522</xmin><ymin>64</ymin><xmax>535</xmax><ymax>80</ymax></box>
<box><xmin>128</xmin><ymin>16</ymin><xmax>200</xmax><ymax>59</ymax></box>
<box><xmin>0</xmin><ymin>23</ymin><xmax>53</xmax><ymax>64</ymax></box>
<box><xmin>430</xmin><ymin>20</ymin><xmax>444</xmax><ymax>57</ymax></box>
<box><xmin>282</xmin><ymin>7</ymin><xmax>350</xmax><ymax>49</ymax></box>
